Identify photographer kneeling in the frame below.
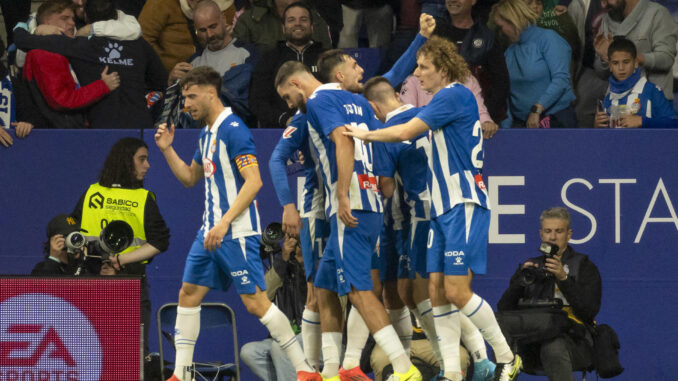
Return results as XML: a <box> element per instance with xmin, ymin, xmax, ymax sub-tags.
<box><xmin>71</xmin><ymin>137</ymin><xmax>170</xmax><ymax>357</ymax></box>
<box><xmin>497</xmin><ymin>207</ymin><xmax>601</xmax><ymax>381</ymax></box>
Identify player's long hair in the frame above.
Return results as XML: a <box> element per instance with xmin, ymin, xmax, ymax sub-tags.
<box><xmin>98</xmin><ymin>137</ymin><xmax>147</xmax><ymax>189</ymax></box>
<box><xmin>417</xmin><ymin>36</ymin><xmax>471</xmax><ymax>84</ymax></box>
<box><xmin>490</xmin><ymin>0</ymin><xmax>538</xmax><ymax>36</ymax></box>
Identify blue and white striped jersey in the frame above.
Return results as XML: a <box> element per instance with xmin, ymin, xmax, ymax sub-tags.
<box><xmin>306</xmin><ymin>83</ymin><xmax>384</xmax><ymax>217</ymax></box>
<box><xmin>415</xmin><ymin>83</ymin><xmax>489</xmax><ymax>218</ymax></box>
<box><xmin>382</xmin><ymin>173</ymin><xmax>409</xmax><ymax>231</ymax></box>
<box><xmin>269</xmin><ymin>111</ymin><xmax>325</xmax><ymax>219</ymax></box>
<box><xmin>373</xmin><ymin>105</ymin><xmax>431</xmax><ymax>221</ymax></box>
<box><xmin>192</xmin><ymin>108</ymin><xmax>261</xmax><ymax>239</ymax></box>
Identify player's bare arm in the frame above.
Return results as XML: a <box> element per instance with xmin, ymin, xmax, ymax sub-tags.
<box><xmin>378</xmin><ymin>176</ymin><xmax>395</xmax><ymax>199</ymax></box>
<box><xmin>155</xmin><ymin>123</ymin><xmax>204</xmax><ymax>188</ymax></box>
<box><xmin>344</xmin><ymin>117</ymin><xmax>430</xmax><ymax>143</ymax></box>
<box><xmin>282</xmin><ymin>203</ymin><xmax>302</xmax><ymax>238</ymax></box>
<box><xmin>331</xmin><ymin>127</ymin><xmax>358</xmax><ymax>228</ymax></box>
<box><xmin>204</xmin><ymin>161</ymin><xmax>263</xmax><ymax>251</ymax></box>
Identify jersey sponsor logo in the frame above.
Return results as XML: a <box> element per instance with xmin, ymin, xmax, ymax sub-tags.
<box><xmin>474</xmin><ymin>173</ymin><xmax>487</xmax><ymax>190</ymax></box>
<box><xmin>444</xmin><ymin>250</ymin><xmax>464</xmax><ymax>257</ymax></box>
<box><xmin>0</xmin><ymin>294</ymin><xmax>102</xmax><ymax>380</ymax></box>
<box><xmin>203</xmin><ymin>158</ymin><xmax>216</xmax><ymax>178</ymax></box>
<box><xmin>230</xmin><ymin>270</ymin><xmax>249</xmax><ymax>277</ymax></box>
<box><xmin>357</xmin><ymin>174</ymin><xmax>378</xmax><ymax>191</ymax></box>
<box><xmin>282</xmin><ymin>126</ymin><xmax>297</xmax><ymax>139</ymax></box>
<box><xmin>88</xmin><ymin>192</ymin><xmax>104</xmax><ymax>209</ymax></box>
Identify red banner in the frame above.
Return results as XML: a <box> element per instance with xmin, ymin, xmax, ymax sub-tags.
<box><xmin>0</xmin><ymin>277</ymin><xmax>140</xmax><ymax>381</ymax></box>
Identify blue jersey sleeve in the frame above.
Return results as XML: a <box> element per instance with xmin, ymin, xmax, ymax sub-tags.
<box><xmin>268</xmin><ymin>113</ymin><xmax>309</xmax><ymax>206</ymax></box>
<box><xmin>382</xmin><ymin>33</ymin><xmax>426</xmax><ymax>87</ymax></box>
<box><xmin>222</xmin><ymin>115</ymin><xmax>257</xmax><ymax>160</ymax></box>
<box><xmin>416</xmin><ymin>86</ymin><xmax>467</xmax><ymax>131</ymax></box>
<box><xmin>373</xmin><ymin>141</ymin><xmax>397</xmax><ymax>178</ymax></box>
<box><xmin>192</xmin><ymin>129</ymin><xmax>206</xmax><ymax>164</ymax></box>
<box><xmin>643</xmin><ymin>83</ymin><xmax>678</xmax><ymax>128</ymax></box>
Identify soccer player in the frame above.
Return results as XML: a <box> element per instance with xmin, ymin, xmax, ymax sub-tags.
<box><xmin>155</xmin><ymin>66</ymin><xmax>319</xmax><ymax>381</ymax></box>
<box><xmin>268</xmin><ymin>110</ymin><xmax>329</xmax><ymax>371</ymax></box>
<box><xmin>344</xmin><ymin>37</ymin><xmax>520</xmax><ymax>381</ymax></box>
<box><xmin>365</xmin><ymin>76</ymin><xmax>497</xmax><ymax>381</ymax></box>
<box><xmin>276</xmin><ymin>61</ymin><xmax>423</xmax><ymax>381</ymax></box>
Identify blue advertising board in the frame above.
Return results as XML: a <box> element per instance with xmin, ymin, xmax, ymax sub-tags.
<box><xmin>1</xmin><ymin>128</ymin><xmax>677</xmax><ymax>380</ymax></box>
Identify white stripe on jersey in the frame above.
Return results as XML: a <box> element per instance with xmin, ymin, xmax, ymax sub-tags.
<box><xmin>202</xmin><ymin>136</ymin><xmax>212</xmax><ymax>232</ymax></box>
<box><xmin>308</xmin><ymin>120</ymin><xmax>338</xmax><ymax>217</ymax></box>
<box><xmin>239</xmin><ymin>237</ymin><xmax>247</xmax><ymax>260</ymax></box>
<box><xmin>464</xmin><ymin>203</ymin><xmax>474</xmax><ymax>243</ymax></box>
<box><xmin>338</xmin><ymin>218</ymin><xmax>346</xmax><ymax>261</ymax></box>
<box><xmin>433</xmin><ymin>130</ymin><xmax>463</xmax><ymax>204</ymax></box>
<box><xmin>464</xmin><ymin>170</ymin><xmax>480</xmax><ymax>205</ymax></box>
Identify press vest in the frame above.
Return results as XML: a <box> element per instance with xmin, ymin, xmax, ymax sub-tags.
<box><xmin>80</xmin><ymin>183</ymin><xmax>149</xmax><ymax>256</ymax></box>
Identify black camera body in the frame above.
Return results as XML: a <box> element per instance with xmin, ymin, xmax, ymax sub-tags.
<box><xmin>519</xmin><ymin>242</ymin><xmax>559</xmax><ymax>286</ymax></box>
<box><xmin>261</xmin><ymin>222</ymin><xmax>285</xmax><ymax>256</ymax></box>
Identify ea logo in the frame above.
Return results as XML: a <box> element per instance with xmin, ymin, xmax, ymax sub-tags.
<box><xmin>203</xmin><ymin>158</ymin><xmax>216</xmax><ymax>178</ymax></box>
<box><xmin>0</xmin><ymin>294</ymin><xmax>102</xmax><ymax>380</ymax></box>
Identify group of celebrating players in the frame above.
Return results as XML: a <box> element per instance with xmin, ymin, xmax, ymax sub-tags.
<box><xmin>155</xmin><ymin>13</ymin><xmax>521</xmax><ymax>381</ymax></box>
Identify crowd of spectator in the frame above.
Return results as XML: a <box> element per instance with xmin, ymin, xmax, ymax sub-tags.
<box><xmin>0</xmin><ymin>0</ymin><xmax>675</xmax><ymax>148</ymax></box>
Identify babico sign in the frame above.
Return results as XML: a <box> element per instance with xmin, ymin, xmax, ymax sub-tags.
<box><xmin>0</xmin><ymin>277</ymin><xmax>140</xmax><ymax>381</ymax></box>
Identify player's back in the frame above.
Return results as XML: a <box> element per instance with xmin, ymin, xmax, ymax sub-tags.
<box><xmin>305</xmin><ymin>83</ymin><xmax>383</xmax><ymax>217</ymax></box>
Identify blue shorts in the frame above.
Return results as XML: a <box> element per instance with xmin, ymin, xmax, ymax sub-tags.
<box><xmin>182</xmin><ymin>232</ymin><xmax>266</xmax><ymax>294</ymax></box>
<box><xmin>372</xmin><ymin>223</ymin><xmax>404</xmax><ymax>282</ymax></box>
<box><xmin>401</xmin><ymin>219</ymin><xmax>430</xmax><ymax>279</ymax></box>
<box><xmin>427</xmin><ymin>203</ymin><xmax>489</xmax><ymax>276</ymax></box>
<box><xmin>300</xmin><ymin>216</ymin><xmax>330</xmax><ymax>282</ymax></box>
<box><xmin>315</xmin><ymin>211</ymin><xmax>382</xmax><ymax>296</ymax></box>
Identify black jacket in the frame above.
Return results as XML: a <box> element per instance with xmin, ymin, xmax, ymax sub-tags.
<box><xmin>497</xmin><ymin>246</ymin><xmax>602</xmax><ymax>325</ymax></box>
<box><xmin>249</xmin><ymin>40</ymin><xmax>326</xmax><ymax>128</ymax></box>
<box><xmin>13</xmin><ymin>29</ymin><xmax>167</xmax><ymax>130</ymax></box>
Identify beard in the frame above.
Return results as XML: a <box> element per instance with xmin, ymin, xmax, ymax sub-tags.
<box><xmin>285</xmin><ymin>31</ymin><xmax>312</xmax><ymax>47</ymax></box>
<box><xmin>607</xmin><ymin>0</ymin><xmax>626</xmax><ymax>22</ymax></box>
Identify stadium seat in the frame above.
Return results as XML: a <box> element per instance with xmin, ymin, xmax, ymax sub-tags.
<box><xmin>157</xmin><ymin>302</ymin><xmax>240</xmax><ymax>380</ymax></box>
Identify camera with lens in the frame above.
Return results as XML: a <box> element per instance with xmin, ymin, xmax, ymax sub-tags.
<box><xmin>64</xmin><ymin>220</ymin><xmax>135</xmax><ymax>275</ymax></box>
<box><xmin>260</xmin><ymin>222</ymin><xmax>285</xmax><ymax>257</ymax></box>
<box><xmin>519</xmin><ymin>242</ymin><xmax>559</xmax><ymax>286</ymax></box>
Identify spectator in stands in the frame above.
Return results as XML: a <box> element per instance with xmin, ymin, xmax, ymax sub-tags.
<box><xmin>72</xmin><ymin>0</ymin><xmax>86</xmax><ymax>28</ymax></box>
<box><xmin>31</xmin><ymin>214</ymin><xmax>83</xmax><ymax>276</ymax></box>
<box><xmin>491</xmin><ymin>0</ymin><xmax>577</xmax><ymax>128</ymax></box>
<box><xmin>233</xmin><ymin>0</ymin><xmax>332</xmax><ymax>52</ymax></box>
<box><xmin>526</xmin><ymin>0</ymin><xmax>580</xmax><ymax>77</ymax></box>
<box><xmin>306</xmin><ymin>0</ymin><xmax>342</xmax><ymax>48</ymax></box>
<box><xmin>337</xmin><ymin>0</ymin><xmax>393</xmax><ymax>48</ymax></box>
<box><xmin>21</xmin><ymin>0</ymin><xmax>120</xmax><ymax>129</ymax></box>
<box><xmin>160</xmin><ymin>0</ymin><xmax>257</xmax><ymax>128</ymax></box>
<box><xmin>595</xmin><ymin>37</ymin><xmax>678</xmax><ymax>128</ymax></box>
<box><xmin>419</xmin><ymin>0</ymin><xmax>447</xmax><ymax>21</ymax></box>
<box><xmin>240</xmin><ymin>235</ymin><xmax>310</xmax><ymax>380</ymax></box>
<box><xmin>249</xmin><ymin>1</ymin><xmax>326</xmax><ymax>128</ymax></box>
<box><xmin>567</xmin><ymin>0</ymin><xmax>608</xmax><ymax>128</ymax></box>
<box><xmin>139</xmin><ymin>0</ymin><xmax>237</xmax><ymax>73</ymax></box>
<box><xmin>14</xmin><ymin>0</ymin><xmax>168</xmax><ymax>130</ymax></box>
<box><xmin>594</xmin><ymin>0</ymin><xmax>678</xmax><ymax>107</ymax></box>
<box><xmin>433</xmin><ymin>0</ymin><xmax>510</xmax><ymax>129</ymax></box>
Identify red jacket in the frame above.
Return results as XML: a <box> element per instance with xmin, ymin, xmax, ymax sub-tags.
<box><xmin>23</xmin><ymin>49</ymin><xmax>109</xmax><ymax>111</ymax></box>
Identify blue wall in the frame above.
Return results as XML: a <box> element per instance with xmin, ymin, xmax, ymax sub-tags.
<box><xmin>2</xmin><ymin>129</ymin><xmax>677</xmax><ymax>380</ymax></box>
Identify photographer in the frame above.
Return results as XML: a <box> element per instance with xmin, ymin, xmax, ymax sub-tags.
<box><xmin>71</xmin><ymin>137</ymin><xmax>170</xmax><ymax>357</ymax></box>
<box><xmin>32</xmin><ymin>214</ymin><xmax>85</xmax><ymax>275</ymax></box>
<box><xmin>240</xmin><ymin>228</ymin><xmax>308</xmax><ymax>381</ymax></box>
<box><xmin>497</xmin><ymin>207</ymin><xmax>601</xmax><ymax>381</ymax></box>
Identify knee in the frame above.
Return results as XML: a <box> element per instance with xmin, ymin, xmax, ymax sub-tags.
<box><xmin>178</xmin><ymin>285</ymin><xmax>200</xmax><ymax>307</ymax></box>
<box><xmin>444</xmin><ymin>287</ymin><xmax>471</xmax><ymax>307</ymax></box>
<box><xmin>539</xmin><ymin>337</ymin><xmax>572</xmax><ymax>364</ymax></box>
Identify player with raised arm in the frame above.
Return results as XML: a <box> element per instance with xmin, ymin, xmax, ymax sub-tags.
<box><xmin>344</xmin><ymin>37</ymin><xmax>520</xmax><ymax>381</ymax></box>
<box><xmin>276</xmin><ymin>60</ymin><xmax>423</xmax><ymax>381</ymax></box>
<box><xmin>155</xmin><ymin>66</ymin><xmax>319</xmax><ymax>381</ymax></box>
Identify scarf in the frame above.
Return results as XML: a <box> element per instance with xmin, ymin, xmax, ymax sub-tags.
<box><xmin>609</xmin><ymin>67</ymin><xmax>641</xmax><ymax>95</ymax></box>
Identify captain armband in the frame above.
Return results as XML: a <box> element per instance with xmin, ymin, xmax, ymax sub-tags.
<box><xmin>236</xmin><ymin>154</ymin><xmax>258</xmax><ymax>170</ymax></box>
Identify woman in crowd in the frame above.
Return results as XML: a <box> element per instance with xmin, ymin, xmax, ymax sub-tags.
<box><xmin>491</xmin><ymin>0</ymin><xmax>577</xmax><ymax>128</ymax></box>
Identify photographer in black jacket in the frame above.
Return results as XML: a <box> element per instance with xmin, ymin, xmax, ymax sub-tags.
<box><xmin>497</xmin><ymin>207</ymin><xmax>601</xmax><ymax>381</ymax></box>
